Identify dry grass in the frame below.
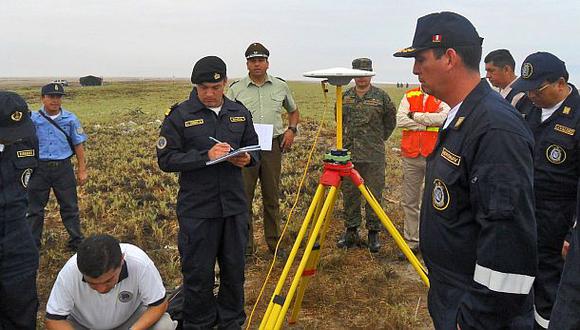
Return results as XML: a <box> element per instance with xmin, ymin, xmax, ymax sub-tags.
<box><xmin>7</xmin><ymin>80</ymin><xmax>429</xmax><ymax>329</ymax></box>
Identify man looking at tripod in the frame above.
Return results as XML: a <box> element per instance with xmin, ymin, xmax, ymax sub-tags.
<box><xmin>394</xmin><ymin>12</ymin><xmax>537</xmax><ymax>328</ymax></box>
<box><xmin>337</xmin><ymin>57</ymin><xmax>396</xmax><ymax>253</ymax></box>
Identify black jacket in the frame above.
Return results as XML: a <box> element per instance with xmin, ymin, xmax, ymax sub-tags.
<box><xmin>157</xmin><ymin>91</ymin><xmax>259</xmax><ymax>218</ymax></box>
<box><xmin>421</xmin><ymin>80</ymin><xmax>537</xmax><ymax>328</ymax></box>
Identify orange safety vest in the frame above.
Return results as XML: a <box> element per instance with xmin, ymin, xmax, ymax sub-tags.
<box><xmin>401</xmin><ymin>88</ymin><xmax>442</xmax><ymax>158</ymax></box>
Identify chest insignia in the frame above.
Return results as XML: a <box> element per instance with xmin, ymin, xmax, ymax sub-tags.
<box><xmin>156</xmin><ymin>136</ymin><xmax>167</xmax><ymax>149</ymax></box>
<box><xmin>21</xmin><ymin>168</ymin><xmax>33</xmax><ymax>188</ymax></box>
<box><xmin>440</xmin><ymin>147</ymin><xmax>461</xmax><ymax>166</ymax></box>
<box><xmin>562</xmin><ymin>106</ymin><xmax>571</xmax><ymax>115</ymax></box>
<box><xmin>554</xmin><ymin>124</ymin><xmax>576</xmax><ymax>136</ymax></box>
<box><xmin>230</xmin><ymin>116</ymin><xmax>246</xmax><ymax>123</ymax></box>
<box><xmin>362</xmin><ymin>99</ymin><xmax>382</xmax><ymax>106</ymax></box>
<box><xmin>546</xmin><ymin>144</ymin><xmax>566</xmax><ymax>164</ymax></box>
<box><xmin>454</xmin><ymin>117</ymin><xmax>465</xmax><ymax>129</ymax></box>
<box><xmin>432</xmin><ymin>179</ymin><xmax>450</xmax><ymax>211</ymax></box>
<box><xmin>185</xmin><ymin>119</ymin><xmax>204</xmax><ymax>127</ymax></box>
<box><xmin>17</xmin><ymin>149</ymin><xmax>35</xmax><ymax>158</ymax></box>
<box><xmin>118</xmin><ymin>290</ymin><xmax>133</xmax><ymax>303</ymax></box>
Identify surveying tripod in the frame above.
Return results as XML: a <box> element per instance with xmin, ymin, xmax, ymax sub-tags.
<box><xmin>258</xmin><ymin>79</ymin><xmax>430</xmax><ymax>330</ymax></box>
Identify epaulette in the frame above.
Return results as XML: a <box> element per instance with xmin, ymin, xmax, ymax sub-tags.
<box><xmin>235</xmin><ymin>99</ymin><xmax>247</xmax><ymax>108</ymax></box>
<box><xmin>164</xmin><ymin>102</ymin><xmax>180</xmax><ymax>117</ymax></box>
<box><xmin>560</xmin><ymin>105</ymin><xmax>575</xmax><ymax>118</ymax></box>
<box><xmin>229</xmin><ymin>80</ymin><xmax>240</xmax><ymax>88</ymax></box>
<box><xmin>275</xmin><ymin>76</ymin><xmax>286</xmax><ymax>82</ymax></box>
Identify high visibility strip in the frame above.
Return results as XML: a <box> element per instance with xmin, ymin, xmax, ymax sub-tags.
<box><xmin>401</xmin><ymin>127</ymin><xmax>440</xmax><ymax>132</ymax></box>
<box><xmin>406</xmin><ymin>91</ymin><xmax>422</xmax><ymax>97</ymax></box>
<box><xmin>473</xmin><ymin>264</ymin><xmax>535</xmax><ymax>295</ymax></box>
<box><xmin>534</xmin><ymin>305</ymin><xmax>550</xmax><ymax>329</ymax></box>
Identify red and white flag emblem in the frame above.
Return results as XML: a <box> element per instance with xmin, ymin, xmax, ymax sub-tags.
<box><xmin>432</xmin><ymin>34</ymin><xmax>442</xmax><ymax>43</ymax></box>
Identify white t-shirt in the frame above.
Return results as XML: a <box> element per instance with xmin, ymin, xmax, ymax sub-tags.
<box><xmin>46</xmin><ymin>244</ymin><xmax>166</xmax><ymax>330</ymax></box>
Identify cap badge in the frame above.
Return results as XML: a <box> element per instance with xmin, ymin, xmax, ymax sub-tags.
<box><xmin>522</xmin><ymin>63</ymin><xmax>534</xmax><ymax>79</ymax></box>
<box><xmin>432</xmin><ymin>34</ymin><xmax>442</xmax><ymax>43</ymax></box>
<box><xmin>11</xmin><ymin>111</ymin><xmax>23</xmax><ymax>122</ymax></box>
<box><xmin>214</xmin><ymin>73</ymin><xmax>221</xmax><ymax>80</ymax></box>
<box><xmin>55</xmin><ymin>84</ymin><xmax>59</xmax><ymax>90</ymax></box>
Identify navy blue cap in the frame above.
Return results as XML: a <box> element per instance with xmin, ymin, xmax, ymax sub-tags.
<box><xmin>41</xmin><ymin>83</ymin><xmax>65</xmax><ymax>96</ymax></box>
<box><xmin>0</xmin><ymin>91</ymin><xmax>34</xmax><ymax>143</ymax></box>
<box><xmin>191</xmin><ymin>56</ymin><xmax>227</xmax><ymax>84</ymax></box>
<box><xmin>512</xmin><ymin>52</ymin><xmax>568</xmax><ymax>91</ymax></box>
<box><xmin>394</xmin><ymin>12</ymin><xmax>483</xmax><ymax>58</ymax></box>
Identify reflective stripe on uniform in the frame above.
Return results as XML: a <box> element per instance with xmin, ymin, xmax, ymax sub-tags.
<box><xmin>406</xmin><ymin>91</ymin><xmax>422</xmax><ymax>98</ymax></box>
<box><xmin>533</xmin><ymin>305</ymin><xmax>550</xmax><ymax>329</ymax></box>
<box><xmin>401</xmin><ymin>126</ymin><xmax>440</xmax><ymax>132</ymax></box>
<box><xmin>473</xmin><ymin>264</ymin><xmax>535</xmax><ymax>294</ymax></box>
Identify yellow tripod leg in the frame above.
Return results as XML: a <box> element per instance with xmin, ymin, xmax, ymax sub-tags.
<box><xmin>270</xmin><ymin>187</ymin><xmax>340</xmax><ymax>330</ymax></box>
<box><xmin>259</xmin><ymin>184</ymin><xmax>327</xmax><ymax>330</ymax></box>
<box><xmin>288</xmin><ymin>187</ymin><xmax>339</xmax><ymax>324</ymax></box>
<box><xmin>357</xmin><ymin>184</ymin><xmax>430</xmax><ymax>287</ymax></box>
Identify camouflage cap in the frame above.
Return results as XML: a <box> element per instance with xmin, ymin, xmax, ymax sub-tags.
<box><xmin>191</xmin><ymin>56</ymin><xmax>227</xmax><ymax>84</ymax></box>
<box><xmin>245</xmin><ymin>42</ymin><xmax>269</xmax><ymax>59</ymax></box>
<box><xmin>352</xmin><ymin>58</ymin><xmax>373</xmax><ymax>71</ymax></box>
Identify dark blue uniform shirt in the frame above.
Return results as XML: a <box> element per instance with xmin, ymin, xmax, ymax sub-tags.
<box><xmin>157</xmin><ymin>90</ymin><xmax>259</xmax><ymax>218</ymax></box>
<box><xmin>421</xmin><ymin>80</ymin><xmax>537</xmax><ymax>328</ymax></box>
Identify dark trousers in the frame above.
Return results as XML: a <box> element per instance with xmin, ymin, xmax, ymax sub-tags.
<box><xmin>242</xmin><ymin>136</ymin><xmax>282</xmax><ymax>253</ymax></box>
<box><xmin>534</xmin><ymin>199</ymin><xmax>576</xmax><ymax>329</ymax></box>
<box><xmin>0</xmin><ymin>215</ymin><xmax>39</xmax><ymax>330</ymax></box>
<box><xmin>341</xmin><ymin>161</ymin><xmax>385</xmax><ymax>231</ymax></box>
<box><xmin>428</xmin><ymin>277</ymin><xmax>533</xmax><ymax>329</ymax></box>
<box><xmin>178</xmin><ymin>213</ymin><xmax>248</xmax><ymax>330</ymax></box>
<box><xmin>550</xmin><ymin>227</ymin><xmax>580</xmax><ymax>329</ymax></box>
<box><xmin>26</xmin><ymin>159</ymin><xmax>83</xmax><ymax>250</ymax></box>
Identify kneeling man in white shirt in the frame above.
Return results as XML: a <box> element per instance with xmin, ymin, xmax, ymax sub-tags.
<box><xmin>45</xmin><ymin>234</ymin><xmax>175</xmax><ymax>330</ymax></box>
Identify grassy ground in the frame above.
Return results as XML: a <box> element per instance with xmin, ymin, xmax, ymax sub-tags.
<box><xmin>7</xmin><ymin>80</ymin><xmax>430</xmax><ymax>329</ymax></box>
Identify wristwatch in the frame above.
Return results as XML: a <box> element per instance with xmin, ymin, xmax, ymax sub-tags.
<box><xmin>287</xmin><ymin>126</ymin><xmax>297</xmax><ymax>134</ymax></box>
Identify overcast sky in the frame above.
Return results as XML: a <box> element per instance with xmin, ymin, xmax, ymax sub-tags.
<box><xmin>2</xmin><ymin>0</ymin><xmax>579</xmax><ymax>83</ymax></box>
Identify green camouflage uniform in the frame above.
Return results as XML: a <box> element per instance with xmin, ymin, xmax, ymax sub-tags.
<box><xmin>341</xmin><ymin>85</ymin><xmax>396</xmax><ymax>230</ymax></box>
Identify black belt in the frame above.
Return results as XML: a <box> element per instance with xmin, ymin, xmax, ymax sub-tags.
<box><xmin>40</xmin><ymin>159</ymin><xmax>69</xmax><ymax>167</ymax></box>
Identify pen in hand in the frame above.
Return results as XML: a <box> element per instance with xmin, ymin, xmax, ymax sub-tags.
<box><xmin>209</xmin><ymin>137</ymin><xmax>233</xmax><ymax>151</ymax></box>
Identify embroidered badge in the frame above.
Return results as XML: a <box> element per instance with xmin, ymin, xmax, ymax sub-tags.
<box><xmin>432</xmin><ymin>179</ymin><xmax>450</xmax><ymax>211</ymax></box>
<box><xmin>156</xmin><ymin>136</ymin><xmax>167</xmax><ymax>149</ymax></box>
<box><xmin>76</xmin><ymin>127</ymin><xmax>84</xmax><ymax>135</ymax></box>
<box><xmin>21</xmin><ymin>168</ymin><xmax>33</xmax><ymax>188</ymax></box>
<box><xmin>440</xmin><ymin>147</ymin><xmax>461</xmax><ymax>166</ymax></box>
<box><xmin>11</xmin><ymin>111</ymin><xmax>23</xmax><ymax>122</ymax></box>
<box><xmin>17</xmin><ymin>149</ymin><xmax>35</xmax><ymax>158</ymax></box>
<box><xmin>214</xmin><ymin>73</ymin><xmax>221</xmax><ymax>80</ymax></box>
<box><xmin>554</xmin><ymin>124</ymin><xmax>576</xmax><ymax>136</ymax></box>
<box><xmin>522</xmin><ymin>63</ymin><xmax>534</xmax><ymax>79</ymax></box>
<box><xmin>184</xmin><ymin>119</ymin><xmax>204</xmax><ymax>127</ymax></box>
<box><xmin>230</xmin><ymin>116</ymin><xmax>246</xmax><ymax>123</ymax></box>
<box><xmin>118</xmin><ymin>291</ymin><xmax>133</xmax><ymax>303</ymax></box>
<box><xmin>432</xmin><ymin>34</ymin><xmax>442</xmax><ymax>43</ymax></box>
<box><xmin>546</xmin><ymin>144</ymin><xmax>566</xmax><ymax>164</ymax></box>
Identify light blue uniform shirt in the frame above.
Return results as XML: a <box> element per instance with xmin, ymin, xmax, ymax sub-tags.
<box><xmin>31</xmin><ymin>107</ymin><xmax>87</xmax><ymax>160</ymax></box>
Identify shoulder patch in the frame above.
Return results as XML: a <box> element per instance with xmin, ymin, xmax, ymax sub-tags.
<box><xmin>440</xmin><ymin>147</ymin><xmax>461</xmax><ymax>166</ymax></box>
<box><xmin>164</xmin><ymin>102</ymin><xmax>180</xmax><ymax>117</ymax></box>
